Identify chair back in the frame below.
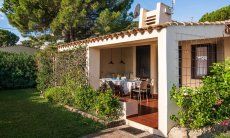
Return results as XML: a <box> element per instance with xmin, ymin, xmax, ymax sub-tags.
<box><xmin>146</xmin><ymin>79</ymin><xmax>154</xmax><ymax>86</ymax></box>
<box><xmin>108</xmin><ymin>81</ymin><xmax>115</xmax><ymax>91</ymax></box>
<box><xmin>140</xmin><ymin>81</ymin><xmax>148</xmax><ymax>90</ymax></box>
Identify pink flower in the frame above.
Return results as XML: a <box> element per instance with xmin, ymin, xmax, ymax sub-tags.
<box><xmin>220</xmin><ymin>120</ymin><xmax>230</xmax><ymax>126</ymax></box>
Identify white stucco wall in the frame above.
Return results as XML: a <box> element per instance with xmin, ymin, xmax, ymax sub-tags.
<box><xmin>87</xmin><ymin>48</ymin><xmax>100</xmax><ymax>89</ymax></box>
<box><xmin>150</xmin><ymin>42</ymin><xmax>158</xmax><ymax>94</ymax></box>
<box><xmin>158</xmin><ymin>28</ymin><xmax>179</xmax><ymax>136</ymax></box>
<box><xmin>100</xmin><ymin>47</ymin><xmax>133</xmax><ymax>78</ymax></box>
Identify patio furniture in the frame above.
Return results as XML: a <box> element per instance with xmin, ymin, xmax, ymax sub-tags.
<box><xmin>132</xmin><ymin>80</ymin><xmax>149</xmax><ymax>102</ymax></box>
<box><xmin>147</xmin><ymin>79</ymin><xmax>155</xmax><ymax>98</ymax></box>
<box><xmin>100</xmin><ymin>78</ymin><xmax>142</xmax><ymax>96</ymax></box>
<box><xmin>108</xmin><ymin>81</ymin><xmax>124</xmax><ymax>96</ymax></box>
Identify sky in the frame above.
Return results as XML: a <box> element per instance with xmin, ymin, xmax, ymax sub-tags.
<box><xmin>0</xmin><ymin>0</ymin><xmax>229</xmax><ymax>42</ymax></box>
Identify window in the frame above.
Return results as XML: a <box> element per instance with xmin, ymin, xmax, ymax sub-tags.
<box><xmin>191</xmin><ymin>44</ymin><xmax>216</xmax><ymax>79</ymax></box>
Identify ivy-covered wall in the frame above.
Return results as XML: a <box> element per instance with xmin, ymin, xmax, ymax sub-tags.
<box><xmin>0</xmin><ymin>51</ymin><xmax>36</xmax><ymax>89</ymax></box>
<box><xmin>36</xmin><ymin>46</ymin><xmax>87</xmax><ymax>92</ymax></box>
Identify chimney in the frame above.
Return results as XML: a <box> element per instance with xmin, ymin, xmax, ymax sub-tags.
<box><xmin>139</xmin><ymin>2</ymin><xmax>172</xmax><ymax>28</ymax></box>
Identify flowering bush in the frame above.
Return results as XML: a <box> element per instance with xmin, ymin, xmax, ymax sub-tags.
<box><xmin>170</xmin><ymin>59</ymin><xmax>230</xmax><ymax>129</ymax></box>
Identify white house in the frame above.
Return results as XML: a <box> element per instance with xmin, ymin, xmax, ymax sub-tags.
<box><xmin>58</xmin><ymin>2</ymin><xmax>230</xmax><ymax>137</ymax></box>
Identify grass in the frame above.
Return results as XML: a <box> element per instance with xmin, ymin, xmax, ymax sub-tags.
<box><xmin>0</xmin><ymin>89</ymin><xmax>104</xmax><ymax>138</ymax></box>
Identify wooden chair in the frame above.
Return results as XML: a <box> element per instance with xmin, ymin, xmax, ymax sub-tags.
<box><xmin>147</xmin><ymin>79</ymin><xmax>155</xmax><ymax>98</ymax></box>
<box><xmin>132</xmin><ymin>80</ymin><xmax>149</xmax><ymax>102</ymax></box>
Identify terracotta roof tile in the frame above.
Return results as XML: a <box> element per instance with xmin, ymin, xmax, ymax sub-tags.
<box><xmin>57</xmin><ymin>20</ymin><xmax>229</xmax><ymax>50</ymax></box>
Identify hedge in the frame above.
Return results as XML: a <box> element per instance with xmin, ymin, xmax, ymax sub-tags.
<box><xmin>0</xmin><ymin>51</ymin><xmax>36</xmax><ymax>89</ymax></box>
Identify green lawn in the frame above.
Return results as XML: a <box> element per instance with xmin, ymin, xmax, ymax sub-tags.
<box><xmin>0</xmin><ymin>89</ymin><xmax>104</xmax><ymax>138</ymax></box>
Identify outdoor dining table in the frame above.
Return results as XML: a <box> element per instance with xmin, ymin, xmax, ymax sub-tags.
<box><xmin>100</xmin><ymin>78</ymin><xmax>141</xmax><ymax>94</ymax></box>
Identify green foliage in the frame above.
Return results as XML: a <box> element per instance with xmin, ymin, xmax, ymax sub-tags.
<box><xmin>56</xmin><ymin>46</ymin><xmax>88</xmax><ymax>87</ymax></box>
<box><xmin>22</xmin><ymin>35</ymin><xmax>58</xmax><ymax>48</ymax></box>
<box><xmin>0</xmin><ymin>0</ymin><xmax>61</xmax><ymax>35</ymax></box>
<box><xmin>202</xmin><ymin>60</ymin><xmax>230</xmax><ymax>120</ymax></box>
<box><xmin>74</xmin><ymin>86</ymin><xmax>98</xmax><ymax>111</ymax></box>
<box><xmin>39</xmin><ymin>45</ymin><xmax>121</xmax><ymax>120</ymax></box>
<box><xmin>1</xmin><ymin>0</ymin><xmax>134</xmax><ymax>42</ymax></box>
<box><xmin>200</xmin><ymin>5</ymin><xmax>230</xmax><ymax>22</ymax></box>
<box><xmin>44</xmin><ymin>87</ymin><xmax>74</xmax><ymax>105</ymax></box>
<box><xmin>44</xmin><ymin>85</ymin><xmax>121</xmax><ymax>120</ymax></box>
<box><xmin>0</xmin><ymin>51</ymin><xmax>36</xmax><ymax>89</ymax></box>
<box><xmin>36</xmin><ymin>46</ymin><xmax>87</xmax><ymax>92</ymax></box>
<box><xmin>170</xmin><ymin>59</ymin><xmax>230</xmax><ymax>129</ymax></box>
<box><xmin>95</xmin><ymin>89</ymin><xmax>122</xmax><ymax>120</ymax></box>
<box><xmin>95</xmin><ymin>8</ymin><xmax>133</xmax><ymax>35</ymax></box>
<box><xmin>36</xmin><ymin>47</ymin><xmax>56</xmax><ymax>92</ymax></box>
<box><xmin>0</xmin><ymin>29</ymin><xmax>19</xmax><ymax>47</ymax></box>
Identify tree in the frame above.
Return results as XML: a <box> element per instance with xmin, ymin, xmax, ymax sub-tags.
<box><xmin>199</xmin><ymin>5</ymin><xmax>230</xmax><ymax>22</ymax></box>
<box><xmin>0</xmin><ymin>29</ymin><xmax>19</xmax><ymax>47</ymax></box>
<box><xmin>1</xmin><ymin>0</ymin><xmax>61</xmax><ymax>35</ymax></box>
<box><xmin>1</xmin><ymin>0</ymin><xmax>134</xmax><ymax>42</ymax></box>
<box><xmin>95</xmin><ymin>9</ymin><xmax>133</xmax><ymax>35</ymax></box>
<box><xmin>51</xmin><ymin>0</ymin><xmax>134</xmax><ymax>42</ymax></box>
<box><xmin>21</xmin><ymin>34</ymin><xmax>58</xmax><ymax>48</ymax></box>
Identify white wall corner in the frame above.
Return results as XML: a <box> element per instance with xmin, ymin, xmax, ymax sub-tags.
<box><xmin>88</xmin><ymin>48</ymin><xmax>100</xmax><ymax>89</ymax></box>
<box><xmin>157</xmin><ymin>28</ymin><xmax>178</xmax><ymax>137</ymax></box>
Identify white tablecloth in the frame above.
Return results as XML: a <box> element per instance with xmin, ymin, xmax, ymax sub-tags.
<box><xmin>100</xmin><ymin>78</ymin><xmax>141</xmax><ymax>94</ymax></box>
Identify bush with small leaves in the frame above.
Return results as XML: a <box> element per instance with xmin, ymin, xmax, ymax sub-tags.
<box><xmin>170</xmin><ymin>59</ymin><xmax>230</xmax><ymax>129</ymax></box>
<box><xmin>95</xmin><ymin>89</ymin><xmax>122</xmax><ymax>120</ymax></box>
<box><xmin>0</xmin><ymin>51</ymin><xmax>36</xmax><ymax>89</ymax></box>
<box><xmin>74</xmin><ymin>86</ymin><xmax>98</xmax><ymax>112</ymax></box>
<box><xmin>44</xmin><ymin>87</ymin><xmax>74</xmax><ymax>105</ymax></box>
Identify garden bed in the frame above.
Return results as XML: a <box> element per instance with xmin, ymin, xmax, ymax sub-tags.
<box><xmin>64</xmin><ymin>105</ymin><xmax>125</xmax><ymax>128</ymax></box>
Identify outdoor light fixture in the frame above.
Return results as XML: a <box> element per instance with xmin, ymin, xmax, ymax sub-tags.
<box><xmin>109</xmin><ymin>49</ymin><xmax>114</xmax><ymax>64</ymax></box>
<box><xmin>120</xmin><ymin>48</ymin><xmax>125</xmax><ymax>64</ymax></box>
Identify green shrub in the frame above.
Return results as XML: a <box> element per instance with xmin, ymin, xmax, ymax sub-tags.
<box><xmin>74</xmin><ymin>86</ymin><xmax>98</xmax><ymax>111</ymax></box>
<box><xmin>44</xmin><ymin>87</ymin><xmax>74</xmax><ymax>105</ymax></box>
<box><xmin>95</xmin><ymin>89</ymin><xmax>121</xmax><ymax>120</ymax></box>
<box><xmin>40</xmin><ymin>46</ymin><xmax>121</xmax><ymax>120</ymax></box>
<box><xmin>170</xmin><ymin>59</ymin><xmax>230</xmax><ymax>129</ymax></box>
<box><xmin>0</xmin><ymin>51</ymin><xmax>36</xmax><ymax>89</ymax></box>
<box><xmin>44</xmin><ymin>85</ymin><xmax>122</xmax><ymax>120</ymax></box>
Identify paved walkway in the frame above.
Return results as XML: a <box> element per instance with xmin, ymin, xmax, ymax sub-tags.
<box><xmin>83</xmin><ymin>125</ymin><xmax>164</xmax><ymax>138</ymax></box>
